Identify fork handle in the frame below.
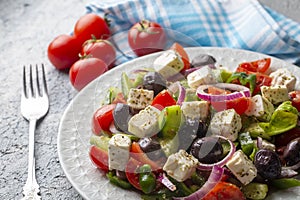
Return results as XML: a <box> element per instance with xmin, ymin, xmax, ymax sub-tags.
<box><xmin>22</xmin><ymin>119</ymin><xmax>41</xmax><ymax>200</ymax></box>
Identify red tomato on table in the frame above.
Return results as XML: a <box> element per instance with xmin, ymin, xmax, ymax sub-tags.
<box><xmin>81</xmin><ymin>39</ymin><xmax>116</xmax><ymax>69</ymax></box>
<box><xmin>92</xmin><ymin>104</ymin><xmax>116</xmax><ymax>135</ymax></box>
<box><xmin>69</xmin><ymin>57</ymin><xmax>108</xmax><ymax>91</ymax></box>
<box><xmin>74</xmin><ymin>13</ymin><xmax>111</xmax><ymax>44</ymax></box>
<box><xmin>128</xmin><ymin>20</ymin><xmax>166</xmax><ymax>56</ymax></box>
<box><xmin>47</xmin><ymin>34</ymin><xmax>82</xmax><ymax>70</ymax></box>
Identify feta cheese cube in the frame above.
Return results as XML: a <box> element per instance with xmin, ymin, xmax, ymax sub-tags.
<box><xmin>153</xmin><ymin>50</ymin><xmax>184</xmax><ymax>78</ymax></box>
<box><xmin>128</xmin><ymin>105</ymin><xmax>161</xmax><ymax>138</ymax></box>
<box><xmin>270</xmin><ymin>68</ymin><xmax>296</xmax><ymax>91</ymax></box>
<box><xmin>261</xmin><ymin>85</ymin><xmax>289</xmax><ymax>105</ymax></box>
<box><xmin>226</xmin><ymin>150</ymin><xmax>257</xmax><ymax>185</ymax></box>
<box><xmin>127</xmin><ymin>88</ymin><xmax>154</xmax><ymax>110</ymax></box>
<box><xmin>209</xmin><ymin>109</ymin><xmax>242</xmax><ymax>141</ymax></box>
<box><xmin>108</xmin><ymin>134</ymin><xmax>131</xmax><ymax>171</ymax></box>
<box><xmin>245</xmin><ymin>94</ymin><xmax>274</xmax><ymax>122</ymax></box>
<box><xmin>181</xmin><ymin>101</ymin><xmax>210</xmax><ymax>121</ymax></box>
<box><xmin>187</xmin><ymin>66</ymin><xmax>217</xmax><ymax>89</ymax></box>
<box><xmin>163</xmin><ymin>150</ymin><xmax>199</xmax><ymax>182</ymax></box>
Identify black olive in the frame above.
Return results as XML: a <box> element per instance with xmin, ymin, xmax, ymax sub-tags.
<box><xmin>190</xmin><ymin>54</ymin><xmax>216</xmax><ymax>68</ymax></box>
<box><xmin>190</xmin><ymin>137</ymin><xmax>223</xmax><ymax>164</ymax></box>
<box><xmin>283</xmin><ymin>137</ymin><xmax>300</xmax><ymax>166</ymax></box>
<box><xmin>254</xmin><ymin>149</ymin><xmax>282</xmax><ymax>180</ymax></box>
<box><xmin>178</xmin><ymin>117</ymin><xmax>208</xmax><ymax>151</ymax></box>
<box><xmin>142</xmin><ymin>71</ymin><xmax>167</xmax><ymax>96</ymax></box>
<box><xmin>138</xmin><ymin>138</ymin><xmax>165</xmax><ymax>161</ymax></box>
<box><xmin>113</xmin><ymin>103</ymin><xmax>134</xmax><ymax>133</ymax></box>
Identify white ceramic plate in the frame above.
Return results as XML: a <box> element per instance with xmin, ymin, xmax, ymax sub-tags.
<box><xmin>57</xmin><ymin>47</ymin><xmax>300</xmax><ymax>200</ymax></box>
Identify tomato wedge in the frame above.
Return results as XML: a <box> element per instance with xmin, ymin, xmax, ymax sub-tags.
<box><xmin>289</xmin><ymin>91</ymin><xmax>300</xmax><ymax>112</ymax></box>
<box><xmin>208</xmin><ymin>86</ymin><xmax>250</xmax><ymax>115</ymax></box>
<box><xmin>170</xmin><ymin>43</ymin><xmax>190</xmax><ymax>72</ymax></box>
<box><xmin>202</xmin><ymin>181</ymin><xmax>246</xmax><ymax>200</ymax></box>
<box><xmin>89</xmin><ymin>145</ymin><xmax>109</xmax><ymax>173</ymax></box>
<box><xmin>125</xmin><ymin>157</ymin><xmax>142</xmax><ymax>190</ymax></box>
<box><xmin>237</xmin><ymin>58</ymin><xmax>271</xmax><ymax>74</ymax></box>
<box><xmin>92</xmin><ymin>104</ymin><xmax>116</xmax><ymax>135</ymax></box>
<box><xmin>151</xmin><ymin>90</ymin><xmax>177</xmax><ymax>110</ymax></box>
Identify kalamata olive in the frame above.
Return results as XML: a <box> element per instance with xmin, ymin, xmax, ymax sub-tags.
<box><xmin>142</xmin><ymin>71</ymin><xmax>167</xmax><ymax>96</ymax></box>
<box><xmin>283</xmin><ymin>137</ymin><xmax>300</xmax><ymax>166</ymax></box>
<box><xmin>190</xmin><ymin>137</ymin><xmax>223</xmax><ymax>164</ymax></box>
<box><xmin>138</xmin><ymin>138</ymin><xmax>165</xmax><ymax>161</ymax></box>
<box><xmin>190</xmin><ymin>54</ymin><xmax>216</xmax><ymax>68</ymax></box>
<box><xmin>113</xmin><ymin>103</ymin><xmax>134</xmax><ymax>133</ymax></box>
<box><xmin>178</xmin><ymin>117</ymin><xmax>208</xmax><ymax>151</ymax></box>
<box><xmin>254</xmin><ymin>149</ymin><xmax>282</xmax><ymax>180</ymax></box>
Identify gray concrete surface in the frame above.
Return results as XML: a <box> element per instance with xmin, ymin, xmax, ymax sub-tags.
<box><xmin>0</xmin><ymin>0</ymin><xmax>299</xmax><ymax>199</ymax></box>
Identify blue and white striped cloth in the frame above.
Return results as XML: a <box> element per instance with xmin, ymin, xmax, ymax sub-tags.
<box><xmin>86</xmin><ymin>0</ymin><xmax>300</xmax><ymax>66</ymax></box>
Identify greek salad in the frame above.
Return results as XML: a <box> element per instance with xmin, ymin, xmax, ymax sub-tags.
<box><xmin>89</xmin><ymin>43</ymin><xmax>300</xmax><ymax>200</ymax></box>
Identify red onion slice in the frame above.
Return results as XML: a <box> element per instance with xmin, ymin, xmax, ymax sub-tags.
<box><xmin>196</xmin><ymin>83</ymin><xmax>250</xmax><ymax>102</ymax></box>
<box><xmin>158</xmin><ymin>173</ymin><xmax>177</xmax><ymax>191</ymax></box>
<box><xmin>197</xmin><ymin>135</ymin><xmax>236</xmax><ymax>171</ymax></box>
<box><xmin>173</xmin><ymin>166</ymin><xmax>224</xmax><ymax>200</ymax></box>
<box><xmin>256</xmin><ymin>136</ymin><xmax>263</xmax><ymax>149</ymax></box>
<box><xmin>168</xmin><ymin>81</ymin><xmax>186</xmax><ymax>106</ymax></box>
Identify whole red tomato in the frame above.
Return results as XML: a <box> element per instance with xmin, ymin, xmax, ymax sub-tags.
<box><xmin>81</xmin><ymin>39</ymin><xmax>116</xmax><ymax>69</ymax></box>
<box><xmin>128</xmin><ymin>20</ymin><xmax>166</xmax><ymax>56</ymax></box>
<box><xmin>69</xmin><ymin>57</ymin><xmax>108</xmax><ymax>91</ymax></box>
<box><xmin>74</xmin><ymin>13</ymin><xmax>110</xmax><ymax>44</ymax></box>
<box><xmin>47</xmin><ymin>34</ymin><xmax>81</xmax><ymax>70</ymax></box>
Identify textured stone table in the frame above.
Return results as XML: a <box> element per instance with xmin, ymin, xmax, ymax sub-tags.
<box><xmin>0</xmin><ymin>0</ymin><xmax>299</xmax><ymax>199</ymax></box>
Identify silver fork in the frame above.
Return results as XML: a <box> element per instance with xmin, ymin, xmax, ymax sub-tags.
<box><xmin>21</xmin><ymin>64</ymin><xmax>49</xmax><ymax>200</ymax></box>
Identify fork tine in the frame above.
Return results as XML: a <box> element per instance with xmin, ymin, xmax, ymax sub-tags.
<box><xmin>22</xmin><ymin>66</ymin><xmax>27</xmax><ymax>98</ymax></box>
<box><xmin>41</xmin><ymin>64</ymin><xmax>48</xmax><ymax>96</ymax></box>
<box><xmin>29</xmin><ymin>65</ymin><xmax>34</xmax><ymax>97</ymax></box>
<box><xmin>35</xmin><ymin>64</ymin><xmax>40</xmax><ymax>97</ymax></box>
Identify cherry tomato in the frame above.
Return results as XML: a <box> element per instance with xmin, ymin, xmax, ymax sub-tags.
<box><xmin>169</xmin><ymin>43</ymin><xmax>190</xmax><ymax>72</ymax></box>
<box><xmin>81</xmin><ymin>39</ymin><xmax>116</xmax><ymax>69</ymax></box>
<box><xmin>92</xmin><ymin>104</ymin><xmax>116</xmax><ymax>135</ymax></box>
<box><xmin>89</xmin><ymin>145</ymin><xmax>109</xmax><ymax>173</ymax></box>
<box><xmin>47</xmin><ymin>34</ymin><xmax>81</xmax><ymax>70</ymax></box>
<box><xmin>151</xmin><ymin>90</ymin><xmax>177</xmax><ymax>110</ymax></box>
<box><xmin>74</xmin><ymin>13</ymin><xmax>111</xmax><ymax>44</ymax></box>
<box><xmin>208</xmin><ymin>86</ymin><xmax>250</xmax><ymax>115</ymax></box>
<box><xmin>237</xmin><ymin>58</ymin><xmax>271</xmax><ymax>74</ymax></box>
<box><xmin>128</xmin><ymin>20</ymin><xmax>166</xmax><ymax>56</ymax></box>
<box><xmin>69</xmin><ymin>57</ymin><xmax>108</xmax><ymax>91</ymax></box>
<box><xmin>125</xmin><ymin>157</ymin><xmax>142</xmax><ymax>190</ymax></box>
<box><xmin>202</xmin><ymin>181</ymin><xmax>246</xmax><ymax>200</ymax></box>
<box><xmin>289</xmin><ymin>91</ymin><xmax>300</xmax><ymax>112</ymax></box>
